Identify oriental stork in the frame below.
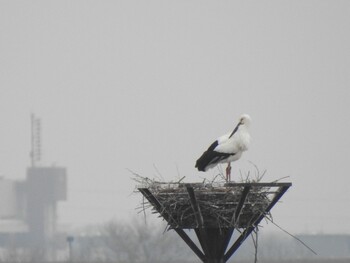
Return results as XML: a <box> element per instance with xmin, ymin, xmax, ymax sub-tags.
<box><xmin>195</xmin><ymin>114</ymin><xmax>251</xmax><ymax>181</ymax></box>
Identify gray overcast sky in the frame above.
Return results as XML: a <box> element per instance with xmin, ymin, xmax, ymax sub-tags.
<box><xmin>0</xmin><ymin>1</ymin><xmax>349</xmax><ymax>234</ymax></box>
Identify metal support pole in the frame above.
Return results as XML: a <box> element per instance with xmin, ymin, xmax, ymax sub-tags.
<box><xmin>66</xmin><ymin>236</ymin><xmax>74</xmax><ymax>263</ymax></box>
<box><xmin>139</xmin><ymin>188</ymin><xmax>206</xmax><ymax>262</ymax></box>
<box><xmin>224</xmin><ymin>185</ymin><xmax>291</xmax><ymax>261</ymax></box>
<box><xmin>139</xmin><ymin>182</ymin><xmax>291</xmax><ymax>263</ymax></box>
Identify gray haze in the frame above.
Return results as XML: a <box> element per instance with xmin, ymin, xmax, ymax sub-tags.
<box><xmin>0</xmin><ymin>1</ymin><xmax>349</xmax><ymax>234</ymax></box>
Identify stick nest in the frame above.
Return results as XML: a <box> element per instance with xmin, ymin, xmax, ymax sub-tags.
<box><xmin>134</xmin><ymin>171</ymin><xmax>283</xmax><ymax>229</ymax></box>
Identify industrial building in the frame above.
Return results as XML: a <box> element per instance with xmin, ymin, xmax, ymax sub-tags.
<box><xmin>0</xmin><ymin>166</ymin><xmax>67</xmax><ymax>247</ymax></box>
<box><xmin>0</xmin><ymin>115</ymin><xmax>67</xmax><ymax>255</ymax></box>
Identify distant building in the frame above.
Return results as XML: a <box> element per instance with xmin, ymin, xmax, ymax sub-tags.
<box><xmin>0</xmin><ymin>177</ymin><xmax>24</xmax><ymax>220</ymax></box>
<box><xmin>26</xmin><ymin>166</ymin><xmax>67</xmax><ymax>245</ymax></box>
<box><xmin>0</xmin><ymin>166</ymin><xmax>67</xmax><ymax>247</ymax></box>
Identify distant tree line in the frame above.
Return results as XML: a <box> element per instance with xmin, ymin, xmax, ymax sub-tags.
<box><xmin>0</xmin><ymin>216</ymin><xmax>344</xmax><ymax>262</ymax></box>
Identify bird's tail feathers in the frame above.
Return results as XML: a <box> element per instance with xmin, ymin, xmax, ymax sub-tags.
<box><xmin>195</xmin><ymin>151</ymin><xmax>229</xmax><ymax>172</ymax></box>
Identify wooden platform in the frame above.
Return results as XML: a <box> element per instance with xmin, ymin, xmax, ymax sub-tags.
<box><xmin>139</xmin><ymin>182</ymin><xmax>291</xmax><ymax>263</ymax></box>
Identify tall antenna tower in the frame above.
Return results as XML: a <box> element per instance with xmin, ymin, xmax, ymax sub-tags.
<box><xmin>30</xmin><ymin>114</ymin><xmax>41</xmax><ymax>167</ymax></box>
<box><xmin>26</xmin><ymin>114</ymin><xmax>67</xmax><ymax>249</ymax></box>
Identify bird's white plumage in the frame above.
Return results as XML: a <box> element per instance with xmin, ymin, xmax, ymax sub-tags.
<box><xmin>195</xmin><ymin>114</ymin><xmax>251</xmax><ymax>172</ymax></box>
<box><xmin>215</xmin><ymin>123</ymin><xmax>250</xmax><ymax>154</ymax></box>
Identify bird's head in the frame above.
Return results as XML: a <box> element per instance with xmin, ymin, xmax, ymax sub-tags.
<box><xmin>239</xmin><ymin>114</ymin><xmax>251</xmax><ymax>127</ymax></box>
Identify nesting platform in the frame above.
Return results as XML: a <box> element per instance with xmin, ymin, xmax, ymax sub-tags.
<box><xmin>139</xmin><ymin>182</ymin><xmax>291</xmax><ymax>263</ymax></box>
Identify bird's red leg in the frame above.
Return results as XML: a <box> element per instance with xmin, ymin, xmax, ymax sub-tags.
<box><xmin>226</xmin><ymin>163</ymin><xmax>231</xmax><ymax>182</ymax></box>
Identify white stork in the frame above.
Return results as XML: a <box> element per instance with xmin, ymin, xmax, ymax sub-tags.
<box><xmin>195</xmin><ymin>114</ymin><xmax>251</xmax><ymax>181</ymax></box>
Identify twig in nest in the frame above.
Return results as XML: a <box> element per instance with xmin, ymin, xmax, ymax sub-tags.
<box><xmin>142</xmin><ymin>195</ymin><xmax>147</xmax><ymax>224</ymax></box>
<box><xmin>248</xmin><ymin>161</ymin><xmax>266</xmax><ymax>182</ymax></box>
<box><xmin>177</xmin><ymin>176</ymin><xmax>186</xmax><ymax>183</ymax></box>
<box><xmin>264</xmin><ymin>216</ymin><xmax>317</xmax><ymax>255</ymax></box>
<box><xmin>175</xmin><ymin>163</ymin><xmax>181</xmax><ymax>178</ymax></box>
<box><xmin>153</xmin><ymin>163</ymin><xmax>164</xmax><ymax>181</ymax></box>
<box><xmin>251</xmin><ymin>227</ymin><xmax>259</xmax><ymax>263</ymax></box>
<box><xmin>127</xmin><ymin>168</ymin><xmax>142</xmax><ymax>178</ymax></box>
<box><xmin>215</xmin><ymin>166</ymin><xmax>226</xmax><ymax>181</ymax></box>
<box><xmin>211</xmin><ymin>173</ymin><xmax>222</xmax><ymax>183</ymax></box>
<box><xmin>272</xmin><ymin>176</ymin><xmax>290</xmax><ymax>183</ymax></box>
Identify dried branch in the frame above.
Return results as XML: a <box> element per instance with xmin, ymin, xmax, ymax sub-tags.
<box><xmin>264</xmin><ymin>215</ymin><xmax>317</xmax><ymax>255</ymax></box>
<box><xmin>251</xmin><ymin>227</ymin><xmax>259</xmax><ymax>263</ymax></box>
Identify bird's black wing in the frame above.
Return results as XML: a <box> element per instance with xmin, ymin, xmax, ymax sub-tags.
<box><xmin>195</xmin><ymin>140</ymin><xmax>234</xmax><ymax>172</ymax></box>
<box><xmin>207</xmin><ymin>140</ymin><xmax>219</xmax><ymax>151</ymax></box>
